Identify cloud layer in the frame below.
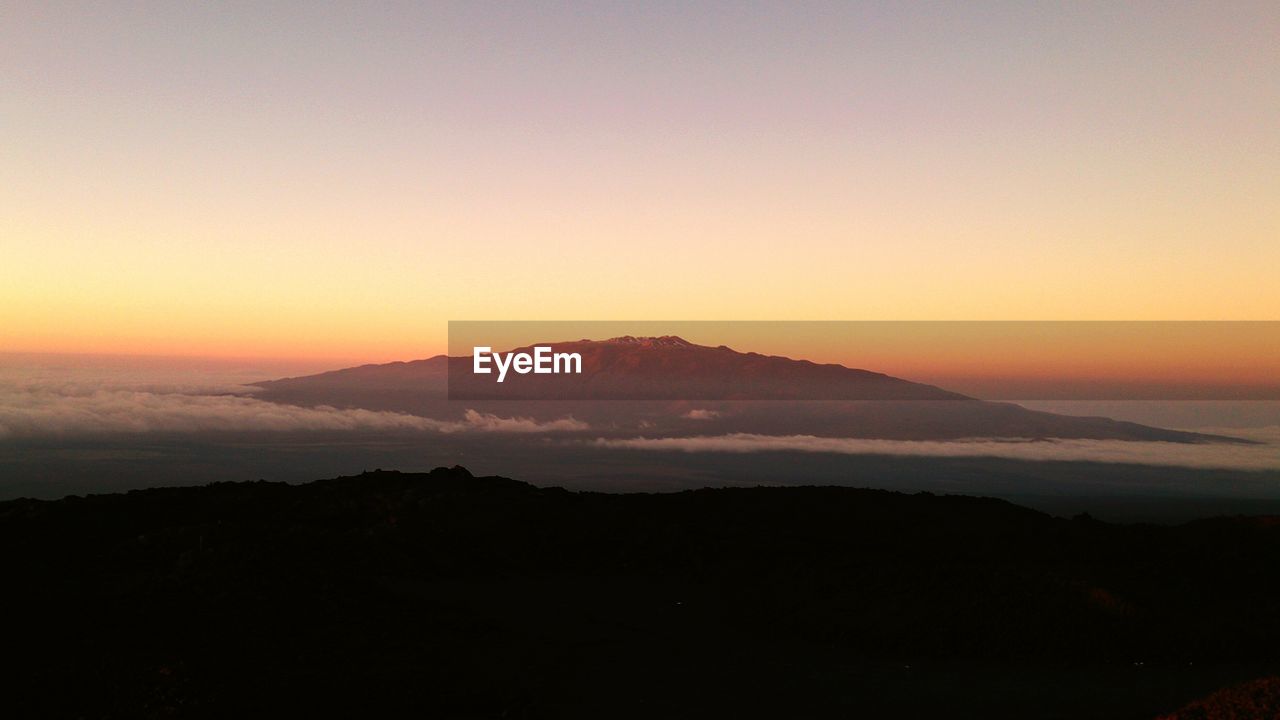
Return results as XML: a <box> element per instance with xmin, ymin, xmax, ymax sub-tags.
<box><xmin>592</xmin><ymin>432</ymin><xmax>1280</xmax><ymax>471</ymax></box>
<box><xmin>4</xmin><ymin>377</ymin><xmax>1274</xmax><ymax>472</ymax></box>
<box><xmin>0</xmin><ymin>382</ymin><xmax>587</xmax><ymax>438</ymax></box>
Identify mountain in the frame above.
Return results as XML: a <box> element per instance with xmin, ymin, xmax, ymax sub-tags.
<box><xmin>251</xmin><ymin>337</ymin><xmax>1242</xmax><ymax>443</ymax></box>
<box><xmin>250</xmin><ymin>355</ymin><xmax>449</xmax><ymax>409</ymax></box>
<box><xmin>254</xmin><ymin>336</ymin><xmax>962</xmax><ymax>402</ymax></box>
<box><xmin>450</xmin><ymin>335</ymin><xmax>968</xmax><ymax>401</ymax></box>
<box><xmin>4</xmin><ymin>467</ymin><xmax>1278</xmax><ymax>717</ymax></box>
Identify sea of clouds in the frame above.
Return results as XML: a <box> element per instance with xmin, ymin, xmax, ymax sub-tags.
<box><xmin>3</xmin><ymin>374</ymin><xmax>1276</xmax><ymax>472</ymax></box>
<box><xmin>0</xmin><ymin>380</ymin><xmax>587</xmax><ymax>438</ymax></box>
<box><xmin>592</xmin><ymin>429</ymin><xmax>1280</xmax><ymax>472</ymax></box>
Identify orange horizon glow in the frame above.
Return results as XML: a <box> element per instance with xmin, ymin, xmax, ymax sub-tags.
<box><xmin>6</xmin><ymin>321</ymin><xmax>1277</xmax><ymax>391</ymax></box>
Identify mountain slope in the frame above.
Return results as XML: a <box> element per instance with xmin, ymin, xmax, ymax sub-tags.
<box><xmin>252</xmin><ymin>355</ymin><xmax>448</xmax><ymax>408</ymax></box>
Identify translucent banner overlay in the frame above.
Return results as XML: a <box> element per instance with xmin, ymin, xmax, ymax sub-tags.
<box><xmin>447</xmin><ymin>321</ymin><xmax>1280</xmax><ymax>401</ymax></box>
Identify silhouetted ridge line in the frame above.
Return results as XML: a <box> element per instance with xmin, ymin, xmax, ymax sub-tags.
<box><xmin>4</xmin><ymin>466</ymin><xmax>1279</xmax><ymax>717</ymax></box>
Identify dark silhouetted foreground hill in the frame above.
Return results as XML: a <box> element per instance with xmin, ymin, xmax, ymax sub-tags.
<box><xmin>1157</xmin><ymin>676</ymin><xmax>1280</xmax><ymax>719</ymax></box>
<box><xmin>3</xmin><ymin>468</ymin><xmax>1279</xmax><ymax>718</ymax></box>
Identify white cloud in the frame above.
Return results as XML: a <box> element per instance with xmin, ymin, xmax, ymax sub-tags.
<box><xmin>0</xmin><ymin>383</ymin><xmax>587</xmax><ymax>438</ymax></box>
<box><xmin>460</xmin><ymin>409</ymin><xmax>588</xmax><ymax>433</ymax></box>
<box><xmin>682</xmin><ymin>409</ymin><xmax>721</xmax><ymax>420</ymax></box>
<box><xmin>592</xmin><ymin>433</ymin><xmax>1280</xmax><ymax>471</ymax></box>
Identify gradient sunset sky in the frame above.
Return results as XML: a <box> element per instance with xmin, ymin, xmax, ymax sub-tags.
<box><xmin>3</xmin><ymin>2</ymin><xmax>1277</xmax><ymax>364</ymax></box>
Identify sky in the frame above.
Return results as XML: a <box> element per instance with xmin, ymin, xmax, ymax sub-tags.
<box><xmin>3</xmin><ymin>1</ymin><xmax>1278</xmax><ymax>363</ymax></box>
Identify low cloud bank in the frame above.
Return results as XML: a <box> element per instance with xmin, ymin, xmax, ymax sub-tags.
<box><xmin>592</xmin><ymin>433</ymin><xmax>1280</xmax><ymax>471</ymax></box>
<box><xmin>0</xmin><ymin>383</ymin><xmax>586</xmax><ymax>438</ymax></box>
<box><xmin>459</xmin><ymin>409</ymin><xmax>588</xmax><ymax>433</ymax></box>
